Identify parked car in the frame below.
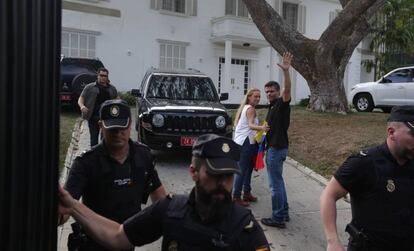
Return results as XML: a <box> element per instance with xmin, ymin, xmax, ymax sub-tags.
<box><xmin>349</xmin><ymin>66</ymin><xmax>414</xmax><ymax>112</ymax></box>
<box><xmin>131</xmin><ymin>68</ymin><xmax>232</xmax><ymax>150</ymax></box>
<box><xmin>60</xmin><ymin>57</ymin><xmax>104</xmax><ymax>104</ymax></box>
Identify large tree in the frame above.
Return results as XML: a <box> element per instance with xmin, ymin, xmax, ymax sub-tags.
<box><xmin>243</xmin><ymin>0</ymin><xmax>385</xmax><ymax>113</ymax></box>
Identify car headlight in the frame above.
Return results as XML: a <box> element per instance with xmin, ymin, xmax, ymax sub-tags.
<box><xmin>152</xmin><ymin>114</ymin><xmax>164</xmax><ymax>127</ymax></box>
<box><xmin>215</xmin><ymin>116</ymin><xmax>226</xmax><ymax>129</ymax></box>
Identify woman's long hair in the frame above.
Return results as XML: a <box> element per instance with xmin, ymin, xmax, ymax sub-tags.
<box><xmin>233</xmin><ymin>88</ymin><xmax>260</xmax><ymax>128</ymax></box>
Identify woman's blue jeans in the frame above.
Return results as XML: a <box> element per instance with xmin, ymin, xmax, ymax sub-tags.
<box><xmin>233</xmin><ymin>138</ymin><xmax>257</xmax><ymax>197</ymax></box>
<box><xmin>265</xmin><ymin>147</ymin><xmax>289</xmax><ymax>221</ymax></box>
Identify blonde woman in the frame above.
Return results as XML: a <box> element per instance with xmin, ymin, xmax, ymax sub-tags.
<box><xmin>233</xmin><ymin>88</ymin><xmax>269</xmax><ymax>207</ymax></box>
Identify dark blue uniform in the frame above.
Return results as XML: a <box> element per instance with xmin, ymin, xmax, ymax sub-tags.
<box><xmin>123</xmin><ymin>189</ymin><xmax>270</xmax><ymax>251</ymax></box>
<box><xmin>335</xmin><ymin>144</ymin><xmax>414</xmax><ymax>251</ymax></box>
<box><xmin>65</xmin><ymin>140</ymin><xmax>162</xmax><ymax>251</ymax></box>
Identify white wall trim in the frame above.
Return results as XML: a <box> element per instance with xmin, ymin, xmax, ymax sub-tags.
<box><xmin>156</xmin><ymin>39</ymin><xmax>190</xmax><ymax>46</ymax></box>
<box><xmin>62</xmin><ymin>27</ymin><xmax>101</xmax><ymax>35</ymax></box>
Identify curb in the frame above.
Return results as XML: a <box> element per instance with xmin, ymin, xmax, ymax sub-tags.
<box><xmin>286</xmin><ymin>157</ymin><xmax>329</xmax><ymax>186</ymax></box>
<box><xmin>286</xmin><ymin>157</ymin><xmax>351</xmax><ymax>203</ymax></box>
<box><xmin>60</xmin><ymin>118</ymin><xmax>83</xmax><ymax>184</ymax></box>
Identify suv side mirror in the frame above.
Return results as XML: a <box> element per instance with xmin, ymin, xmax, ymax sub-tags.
<box><xmin>131</xmin><ymin>89</ymin><xmax>142</xmax><ymax>97</ymax></box>
<box><xmin>380</xmin><ymin>77</ymin><xmax>391</xmax><ymax>83</ymax></box>
<box><xmin>219</xmin><ymin>93</ymin><xmax>229</xmax><ymax>101</ymax></box>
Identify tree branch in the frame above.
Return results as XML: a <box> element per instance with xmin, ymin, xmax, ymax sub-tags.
<box><xmin>320</xmin><ymin>0</ymin><xmax>379</xmax><ymax>45</ymax></box>
<box><xmin>242</xmin><ymin>0</ymin><xmax>316</xmax><ymax>76</ymax></box>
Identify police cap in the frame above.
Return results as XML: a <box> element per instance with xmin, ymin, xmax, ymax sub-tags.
<box><xmin>388</xmin><ymin>106</ymin><xmax>414</xmax><ymax>131</ymax></box>
<box><xmin>99</xmin><ymin>99</ymin><xmax>131</xmax><ymax>129</ymax></box>
<box><xmin>192</xmin><ymin>134</ymin><xmax>241</xmax><ymax>175</ymax></box>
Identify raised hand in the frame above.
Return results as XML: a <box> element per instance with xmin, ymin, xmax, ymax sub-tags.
<box><xmin>277</xmin><ymin>52</ymin><xmax>293</xmax><ymax>72</ymax></box>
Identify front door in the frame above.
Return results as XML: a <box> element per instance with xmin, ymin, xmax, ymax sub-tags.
<box><xmin>218</xmin><ymin>58</ymin><xmax>249</xmax><ymax>104</ymax></box>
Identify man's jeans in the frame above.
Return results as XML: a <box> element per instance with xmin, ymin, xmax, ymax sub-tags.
<box><xmin>266</xmin><ymin>147</ymin><xmax>289</xmax><ymax>222</ymax></box>
<box><xmin>88</xmin><ymin>118</ymin><xmax>100</xmax><ymax>147</ymax></box>
<box><xmin>233</xmin><ymin>138</ymin><xmax>257</xmax><ymax>197</ymax></box>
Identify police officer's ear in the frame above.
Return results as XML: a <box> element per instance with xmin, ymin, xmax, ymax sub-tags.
<box><xmin>189</xmin><ymin>165</ymin><xmax>199</xmax><ymax>182</ymax></box>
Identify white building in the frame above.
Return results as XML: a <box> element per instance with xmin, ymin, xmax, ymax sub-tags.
<box><xmin>61</xmin><ymin>0</ymin><xmax>373</xmax><ymax>105</ymax></box>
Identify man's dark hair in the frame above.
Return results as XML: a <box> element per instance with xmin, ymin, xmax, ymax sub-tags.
<box><xmin>97</xmin><ymin>67</ymin><xmax>109</xmax><ymax>74</ymax></box>
<box><xmin>265</xmin><ymin>81</ymin><xmax>280</xmax><ymax>91</ymax></box>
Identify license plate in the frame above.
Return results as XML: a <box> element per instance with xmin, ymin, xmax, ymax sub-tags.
<box><xmin>180</xmin><ymin>136</ymin><xmax>196</xmax><ymax>146</ymax></box>
<box><xmin>61</xmin><ymin>95</ymin><xmax>72</xmax><ymax>101</ymax></box>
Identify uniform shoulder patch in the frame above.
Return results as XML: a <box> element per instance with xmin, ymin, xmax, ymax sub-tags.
<box><xmin>359</xmin><ymin>150</ymin><xmax>368</xmax><ymax>157</ymax></box>
<box><xmin>255</xmin><ymin>246</ymin><xmax>270</xmax><ymax>251</ymax></box>
<box><xmin>244</xmin><ymin>220</ymin><xmax>254</xmax><ymax>230</ymax></box>
<box><xmin>78</xmin><ymin>149</ymin><xmax>94</xmax><ymax>158</ymax></box>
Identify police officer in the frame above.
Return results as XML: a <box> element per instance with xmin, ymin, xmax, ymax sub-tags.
<box><xmin>320</xmin><ymin>106</ymin><xmax>414</xmax><ymax>251</ymax></box>
<box><xmin>59</xmin><ymin>134</ymin><xmax>270</xmax><ymax>251</ymax></box>
<box><xmin>60</xmin><ymin>99</ymin><xmax>166</xmax><ymax>251</ymax></box>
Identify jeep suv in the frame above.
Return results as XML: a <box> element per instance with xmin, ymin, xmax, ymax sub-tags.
<box><xmin>349</xmin><ymin>66</ymin><xmax>414</xmax><ymax>112</ymax></box>
<box><xmin>131</xmin><ymin>68</ymin><xmax>232</xmax><ymax>150</ymax></box>
<box><xmin>60</xmin><ymin>57</ymin><xmax>104</xmax><ymax>104</ymax></box>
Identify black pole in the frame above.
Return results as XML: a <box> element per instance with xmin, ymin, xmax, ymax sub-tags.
<box><xmin>0</xmin><ymin>0</ymin><xmax>61</xmax><ymax>250</ymax></box>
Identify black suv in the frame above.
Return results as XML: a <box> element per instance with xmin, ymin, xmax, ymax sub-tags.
<box><xmin>131</xmin><ymin>68</ymin><xmax>232</xmax><ymax>150</ymax></box>
<box><xmin>60</xmin><ymin>57</ymin><xmax>104</xmax><ymax>104</ymax></box>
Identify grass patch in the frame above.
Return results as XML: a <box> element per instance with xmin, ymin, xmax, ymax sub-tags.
<box><xmin>59</xmin><ymin>105</ymin><xmax>80</xmax><ymax>172</ymax></box>
<box><xmin>233</xmin><ymin>106</ymin><xmax>388</xmax><ymax>178</ymax></box>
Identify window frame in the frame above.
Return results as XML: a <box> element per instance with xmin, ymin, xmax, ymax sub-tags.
<box><xmin>225</xmin><ymin>0</ymin><xmax>249</xmax><ymax>18</ymax></box>
<box><xmin>157</xmin><ymin>39</ymin><xmax>189</xmax><ymax>70</ymax></box>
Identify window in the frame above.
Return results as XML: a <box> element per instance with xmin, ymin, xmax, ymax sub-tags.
<box><xmin>161</xmin><ymin>0</ymin><xmax>186</xmax><ymax>14</ymax></box>
<box><xmin>283</xmin><ymin>2</ymin><xmax>298</xmax><ymax>30</ymax></box>
<box><xmin>225</xmin><ymin>0</ymin><xmax>248</xmax><ymax>18</ymax></box>
<box><xmin>61</xmin><ymin>30</ymin><xmax>96</xmax><ymax>58</ymax></box>
<box><xmin>386</xmin><ymin>69</ymin><xmax>414</xmax><ymax>83</ymax></box>
<box><xmin>159</xmin><ymin>42</ymin><xmax>186</xmax><ymax>69</ymax></box>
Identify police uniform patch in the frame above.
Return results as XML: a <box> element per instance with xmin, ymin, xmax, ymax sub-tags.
<box><xmin>222</xmin><ymin>143</ymin><xmax>230</xmax><ymax>153</ymax></box>
<box><xmin>110</xmin><ymin>105</ymin><xmax>120</xmax><ymax>117</ymax></box>
<box><xmin>167</xmin><ymin>240</ymin><xmax>178</xmax><ymax>251</ymax></box>
<box><xmin>386</xmin><ymin>179</ymin><xmax>395</xmax><ymax>192</ymax></box>
<box><xmin>256</xmin><ymin>246</ymin><xmax>269</xmax><ymax>251</ymax></box>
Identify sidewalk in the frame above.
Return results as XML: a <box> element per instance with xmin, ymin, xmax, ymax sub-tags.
<box><xmin>58</xmin><ymin>118</ymin><xmax>351</xmax><ymax>251</ymax></box>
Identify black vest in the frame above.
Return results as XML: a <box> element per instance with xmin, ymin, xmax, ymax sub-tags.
<box><xmin>351</xmin><ymin>146</ymin><xmax>414</xmax><ymax>249</ymax></box>
<box><xmin>161</xmin><ymin>195</ymin><xmax>252</xmax><ymax>251</ymax></box>
<box><xmin>82</xmin><ymin>145</ymin><xmax>151</xmax><ymax>223</ymax></box>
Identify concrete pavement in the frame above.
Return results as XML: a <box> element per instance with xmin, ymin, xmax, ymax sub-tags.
<box><xmin>58</xmin><ymin>117</ymin><xmax>351</xmax><ymax>251</ymax></box>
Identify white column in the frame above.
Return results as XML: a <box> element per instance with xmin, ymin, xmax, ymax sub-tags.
<box><xmin>269</xmin><ymin>47</ymin><xmax>277</xmax><ymax>81</ymax></box>
<box><xmin>224</xmin><ymin>40</ymin><xmax>232</xmax><ymax>94</ymax></box>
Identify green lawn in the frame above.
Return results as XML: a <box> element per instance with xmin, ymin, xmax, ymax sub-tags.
<box><xmin>59</xmin><ymin>106</ymin><xmax>80</xmax><ymax>172</ymax></box>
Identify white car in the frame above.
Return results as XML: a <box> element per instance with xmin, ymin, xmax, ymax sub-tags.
<box><xmin>349</xmin><ymin>66</ymin><xmax>414</xmax><ymax>112</ymax></box>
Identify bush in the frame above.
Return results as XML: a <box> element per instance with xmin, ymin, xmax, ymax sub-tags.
<box><xmin>298</xmin><ymin>97</ymin><xmax>310</xmax><ymax>107</ymax></box>
<box><xmin>119</xmin><ymin>91</ymin><xmax>136</xmax><ymax>106</ymax></box>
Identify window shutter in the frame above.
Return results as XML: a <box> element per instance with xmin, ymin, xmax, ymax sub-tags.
<box><xmin>150</xmin><ymin>0</ymin><xmax>161</xmax><ymax>10</ymax></box>
<box><xmin>274</xmin><ymin>0</ymin><xmax>281</xmax><ymax>14</ymax></box>
<box><xmin>298</xmin><ymin>4</ymin><xmax>306</xmax><ymax>34</ymax></box>
<box><xmin>190</xmin><ymin>0</ymin><xmax>197</xmax><ymax>16</ymax></box>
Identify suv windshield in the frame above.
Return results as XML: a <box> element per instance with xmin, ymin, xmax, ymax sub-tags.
<box><xmin>146</xmin><ymin>75</ymin><xmax>218</xmax><ymax>101</ymax></box>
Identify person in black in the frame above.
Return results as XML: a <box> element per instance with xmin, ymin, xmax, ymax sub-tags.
<box><xmin>320</xmin><ymin>106</ymin><xmax>414</xmax><ymax>251</ymax></box>
<box><xmin>78</xmin><ymin>67</ymin><xmax>118</xmax><ymax>147</ymax></box>
<box><xmin>60</xmin><ymin>99</ymin><xmax>166</xmax><ymax>251</ymax></box>
<box><xmin>261</xmin><ymin>52</ymin><xmax>293</xmax><ymax>229</ymax></box>
<box><xmin>58</xmin><ymin>134</ymin><xmax>270</xmax><ymax>251</ymax></box>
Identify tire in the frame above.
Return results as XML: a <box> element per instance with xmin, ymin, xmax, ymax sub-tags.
<box><xmin>353</xmin><ymin>94</ymin><xmax>374</xmax><ymax>112</ymax></box>
<box><xmin>72</xmin><ymin>73</ymin><xmax>97</xmax><ymax>97</ymax></box>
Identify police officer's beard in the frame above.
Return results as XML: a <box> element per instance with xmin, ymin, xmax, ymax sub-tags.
<box><xmin>195</xmin><ymin>182</ymin><xmax>232</xmax><ymax>224</ymax></box>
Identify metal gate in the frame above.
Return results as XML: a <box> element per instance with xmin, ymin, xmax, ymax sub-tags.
<box><xmin>0</xmin><ymin>0</ymin><xmax>61</xmax><ymax>250</ymax></box>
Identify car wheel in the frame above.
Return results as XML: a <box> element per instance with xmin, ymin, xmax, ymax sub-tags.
<box><xmin>353</xmin><ymin>94</ymin><xmax>374</xmax><ymax>112</ymax></box>
<box><xmin>72</xmin><ymin>73</ymin><xmax>97</xmax><ymax>97</ymax></box>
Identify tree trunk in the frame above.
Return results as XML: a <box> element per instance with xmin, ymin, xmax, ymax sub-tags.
<box><xmin>308</xmin><ymin>75</ymin><xmax>349</xmax><ymax>113</ymax></box>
